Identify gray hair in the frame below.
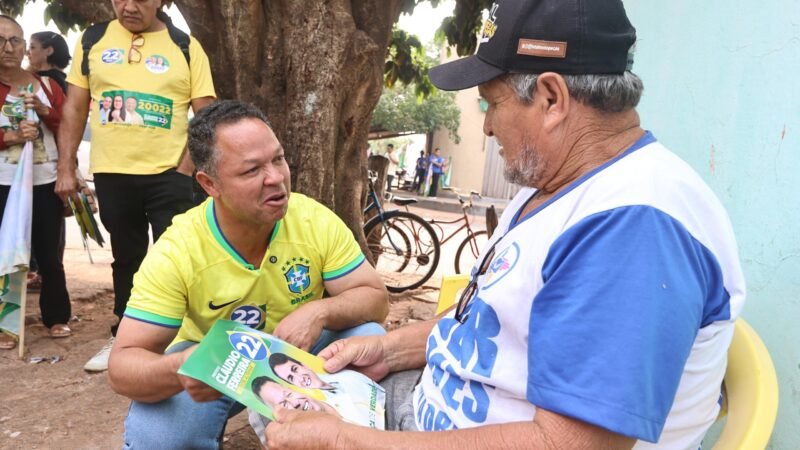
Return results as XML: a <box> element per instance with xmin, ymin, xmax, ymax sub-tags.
<box><xmin>188</xmin><ymin>100</ymin><xmax>271</xmax><ymax>176</ymax></box>
<box><xmin>502</xmin><ymin>71</ymin><xmax>644</xmax><ymax>113</ymax></box>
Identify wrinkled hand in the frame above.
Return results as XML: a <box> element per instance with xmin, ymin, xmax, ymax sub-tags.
<box><xmin>266</xmin><ymin>407</ymin><xmax>345</xmax><ymax>450</ymax></box>
<box><xmin>272</xmin><ymin>303</ymin><xmax>326</xmax><ymax>352</ymax></box>
<box><xmin>16</xmin><ymin>120</ymin><xmax>39</xmax><ymax>142</ymax></box>
<box><xmin>176</xmin><ymin>346</ymin><xmax>222</xmax><ymax>402</ymax></box>
<box><xmin>23</xmin><ymin>92</ymin><xmax>49</xmax><ymax>118</ymax></box>
<box><xmin>318</xmin><ymin>335</ymin><xmax>389</xmax><ymax>382</ymax></box>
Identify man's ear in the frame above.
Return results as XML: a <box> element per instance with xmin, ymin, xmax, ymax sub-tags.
<box><xmin>534</xmin><ymin>72</ymin><xmax>571</xmax><ymax>131</ymax></box>
<box><xmin>196</xmin><ymin>171</ymin><xmax>218</xmax><ymax>197</ymax></box>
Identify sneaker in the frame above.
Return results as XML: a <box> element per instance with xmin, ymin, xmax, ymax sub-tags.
<box><xmin>84</xmin><ymin>337</ymin><xmax>115</xmax><ymax>372</ymax></box>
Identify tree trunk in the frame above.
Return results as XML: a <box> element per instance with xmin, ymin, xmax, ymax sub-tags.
<box><xmin>174</xmin><ymin>0</ymin><xmax>403</xmax><ymax>255</ymax></box>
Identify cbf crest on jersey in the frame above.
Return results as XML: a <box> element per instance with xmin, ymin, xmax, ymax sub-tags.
<box><xmin>282</xmin><ymin>257</ymin><xmax>311</xmax><ymax>294</ymax></box>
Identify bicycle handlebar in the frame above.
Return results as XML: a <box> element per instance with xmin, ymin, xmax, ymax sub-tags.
<box><xmin>443</xmin><ymin>186</ymin><xmax>482</xmax><ymax>209</ymax></box>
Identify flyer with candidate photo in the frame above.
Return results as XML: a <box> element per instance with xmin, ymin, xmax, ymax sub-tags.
<box><xmin>178</xmin><ymin>320</ymin><xmax>385</xmax><ymax>429</ymax></box>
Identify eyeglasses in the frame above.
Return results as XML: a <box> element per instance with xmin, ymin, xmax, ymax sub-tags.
<box><xmin>0</xmin><ymin>36</ymin><xmax>25</xmax><ymax>49</ymax></box>
<box><xmin>454</xmin><ymin>242</ymin><xmax>498</xmax><ymax>324</ymax></box>
<box><xmin>128</xmin><ymin>34</ymin><xmax>144</xmax><ymax>64</ymax></box>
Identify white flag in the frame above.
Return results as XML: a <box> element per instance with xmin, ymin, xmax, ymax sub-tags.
<box><xmin>0</xmin><ymin>141</ymin><xmax>33</xmax><ymax>276</ymax></box>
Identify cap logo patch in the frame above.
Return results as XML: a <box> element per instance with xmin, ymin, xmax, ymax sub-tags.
<box><xmin>517</xmin><ymin>39</ymin><xmax>567</xmax><ymax>58</ymax></box>
<box><xmin>479</xmin><ymin>3</ymin><xmax>500</xmax><ymax>43</ymax></box>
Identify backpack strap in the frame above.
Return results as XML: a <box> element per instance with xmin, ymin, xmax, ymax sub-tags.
<box><xmin>157</xmin><ymin>10</ymin><xmax>191</xmax><ymax>68</ymax></box>
<box><xmin>81</xmin><ymin>21</ymin><xmax>111</xmax><ymax>76</ymax></box>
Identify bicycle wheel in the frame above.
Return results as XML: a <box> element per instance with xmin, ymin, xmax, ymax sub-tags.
<box><xmin>364</xmin><ymin>210</ymin><xmax>441</xmax><ymax>292</ymax></box>
<box><xmin>454</xmin><ymin>230</ymin><xmax>489</xmax><ymax>274</ymax></box>
<box><xmin>365</xmin><ymin>220</ymin><xmax>413</xmax><ymax>271</ymax></box>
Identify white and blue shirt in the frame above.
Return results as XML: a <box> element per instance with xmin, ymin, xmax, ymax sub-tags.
<box><xmin>413</xmin><ymin>133</ymin><xmax>746</xmax><ymax>449</ymax></box>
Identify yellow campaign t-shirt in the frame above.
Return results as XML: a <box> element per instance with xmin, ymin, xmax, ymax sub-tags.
<box><xmin>124</xmin><ymin>194</ymin><xmax>366</xmax><ymax>345</ymax></box>
<box><xmin>66</xmin><ymin>20</ymin><xmax>216</xmax><ymax>175</ymax></box>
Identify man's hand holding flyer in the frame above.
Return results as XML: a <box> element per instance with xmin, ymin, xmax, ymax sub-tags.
<box><xmin>178</xmin><ymin>320</ymin><xmax>386</xmax><ymax>429</ymax></box>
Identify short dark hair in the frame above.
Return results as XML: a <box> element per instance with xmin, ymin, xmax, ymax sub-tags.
<box><xmin>188</xmin><ymin>100</ymin><xmax>270</xmax><ymax>176</ymax></box>
<box><xmin>31</xmin><ymin>31</ymin><xmax>71</xmax><ymax>69</ymax></box>
<box><xmin>387</xmin><ymin>143</ymin><xmax>394</xmax><ymax>149</ymax></box>
<box><xmin>251</xmin><ymin>376</ymin><xmax>278</xmax><ymax>399</ymax></box>
<box><xmin>268</xmin><ymin>352</ymin><xmax>304</xmax><ymax>381</ymax></box>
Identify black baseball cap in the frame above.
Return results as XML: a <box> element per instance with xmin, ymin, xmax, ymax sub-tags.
<box><xmin>429</xmin><ymin>0</ymin><xmax>637</xmax><ymax>91</ymax></box>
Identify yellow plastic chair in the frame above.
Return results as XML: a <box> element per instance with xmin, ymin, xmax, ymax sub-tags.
<box><xmin>712</xmin><ymin>319</ymin><xmax>779</xmax><ymax>450</ymax></box>
<box><xmin>434</xmin><ymin>276</ymin><xmax>779</xmax><ymax>449</ymax></box>
<box><xmin>435</xmin><ymin>274</ymin><xmax>469</xmax><ymax>315</ymax></box>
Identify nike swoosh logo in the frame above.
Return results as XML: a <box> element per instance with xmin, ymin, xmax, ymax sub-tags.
<box><xmin>208</xmin><ymin>298</ymin><xmax>241</xmax><ymax>310</ymax></box>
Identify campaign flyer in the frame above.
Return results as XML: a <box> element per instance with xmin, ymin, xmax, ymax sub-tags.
<box><xmin>178</xmin><ymin>320</ymin><xmax>385</xmax><ymax>429</ymax></box>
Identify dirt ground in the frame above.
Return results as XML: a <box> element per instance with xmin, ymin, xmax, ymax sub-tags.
<box><xmin>0</xmin><ymin>243</ymin><xmax>442</xmax><ymax>450</ymax></box>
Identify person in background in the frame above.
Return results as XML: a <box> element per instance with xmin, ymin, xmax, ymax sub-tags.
<box><xmin>27</xmin><ymin>31</ymin><xmax>70</xmax><ymax>93</ymax></box>
<box><xmin>428</xmin><ymin>147</ymin><xmax>444</xmax><ymax>197</ymax></box>
<box><xmin>385</xmin><ymin>143</ymin><xmax>399</xmax><ymax>192</ymax></box>
<box><xmin>412</xmin><ymin>150</ymin><xmax>427</xmax><ymax>192</ymax></box>
<box><xmin>0</xmin><ymin>16</ymin><xmax>70</xmax><ymax>350</ymax></box>
<box><xmin>25</xmin><ymin>30</ymin><xmax>71</xmax><ymax>292</ymax></box>
<box><xmin>56</xmin><ymin>0</ymin><xmax>216</xmax><ymax>372</ymax></box>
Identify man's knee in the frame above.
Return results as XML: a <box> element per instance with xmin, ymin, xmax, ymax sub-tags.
<box><xmin>346</xmin><ymin>322</ymin><xmax>387</xmax><ymax>337</ymax></box>
<box><xmin>123</xmin><ymin>394</ymin><xmax>230</xmax><ymax>450</ymax></box>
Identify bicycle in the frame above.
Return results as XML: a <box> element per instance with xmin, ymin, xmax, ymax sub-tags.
<box><xmin>425</xmin><ymin>187</ymin><xmax>490</xmax><ymax>275</ymax></box>
<box><xmin>363</xmin><ymin>172</ymin><xmax>441</xmax><ymax>293</ymax></box>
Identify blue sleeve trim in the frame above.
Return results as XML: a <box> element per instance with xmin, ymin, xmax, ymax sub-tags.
<box><xmin>323</xmin><ymin>255</ymin><xmax>366</xmax><ymax>281</ymax></box>
<box><xmin>527</xmin><ymin>205</ymin><xmax>730</xmax><ymax>442</ymax></box>
<box><xmin>123</xmin><ymin>314</ymin><xmax>182</xmax><ymax>329</ymax></box>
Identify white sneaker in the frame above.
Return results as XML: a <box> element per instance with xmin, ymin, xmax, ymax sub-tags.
<box><xmin>84</xmin><ymin>337</ymin><xmax>115</xmax><ymax>372</ymax></box>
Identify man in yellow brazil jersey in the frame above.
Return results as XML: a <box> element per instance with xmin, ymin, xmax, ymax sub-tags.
<box><xmin>107</xmin><ymin>100</ymin><xmax>389</xmax><ymax>448</ymax></box>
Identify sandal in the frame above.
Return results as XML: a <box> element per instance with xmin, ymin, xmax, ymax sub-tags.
<box><xmin>49</xmin><ymin>324</ymin><xmax>72</xmax><ymax>338</ymax></box>
<box><xmin>27</xmin><ymin>272</ymin><xmax>42</xmax><ymax>292</ymax></box>
<box><xmin>0</xmin><ymin>332</ymin><xmax>16</xmax><ymax>350</ymax></box>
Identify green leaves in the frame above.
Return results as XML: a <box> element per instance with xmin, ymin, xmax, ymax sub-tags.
<box><xmin>0</xmin><ymin>0</ymin><xmax>27</xmax><ymax>17</ymax></box>
<box><xmin>440</xmin><ymin>0</ymin><xmax>493</xmax><ymax>56</ymax></box>
<box><xmin>43</xmin><ymin>2</ymin><xmax>90</xmax><ymax>33</ymax></box>
<box><xmin>384</xmin><ymin>28</ymin><xmax>434</xmax><ymax>97</ymax></box>
<box><xmin>371</xmin><ymin>84</ymin><xmax>461</xmax><ymax>143</ymax></box>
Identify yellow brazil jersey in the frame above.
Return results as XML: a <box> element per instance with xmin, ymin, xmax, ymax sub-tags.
<box><xmin>124</xmin><ymin>194</ymin><xmax>365</xmax><ymax>345</ymax></box>
<box><xmin>66</xmin><ymin>20</ymin><xmax>215</xmax><ymax>175</ymax></box>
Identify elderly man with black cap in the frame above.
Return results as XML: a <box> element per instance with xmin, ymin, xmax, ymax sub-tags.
<box><xmin>262</xmin><ymin>0</ymin><xmax>746</xmax><ymax>448</ymax></box>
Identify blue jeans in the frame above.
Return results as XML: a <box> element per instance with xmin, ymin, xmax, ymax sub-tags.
<box><xmin>122</xmin><ymin>322</ymin><xmax>386</xmax><ymax>449</ymax></box>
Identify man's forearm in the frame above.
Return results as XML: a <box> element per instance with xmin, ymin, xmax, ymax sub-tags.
<box><xmin>108</xmin><ymin>348</ymin><xmax>185</xmax><ymax>403</ymax></box>
<box><xmin>321</xmin><ymin>285</ymin><xmax>389</xmax><ymax>330</ymax></box>
<box><xmin>56</xmin><ymin>96</ymin><xmax>89</xmax><ymax>171</ymax></box>
<box><xmin>338</xmin><ymin>421</ymin><xmax>549</xmax><ymax>450</ymax></box>
<box><xmin>337</xmin><ymin>415</ymin><xmax>633</xmax><ymax>450</ymax></box>
<box><xmin>381</xmin><ymin>318</ymin><xmax>435</xmax><ymax>372</ymax></box>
